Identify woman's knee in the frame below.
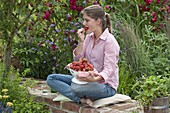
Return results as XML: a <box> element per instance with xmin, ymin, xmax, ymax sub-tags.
<box><xmin>71</xmin><ymin>83</ymin><xmax>84</xmax><ymax>95</ymax></box>
<box><xmin>71</xmin><ymin>84</ymin><xmax>79</xmax><ymax>93</ymax></box>
<box><xmin>46</xmin><ymin>74</ymin><xmax>56</xmax><ymax>84</ymax></box>
<box><xmin>46</xmin><ymin>74</ymin><xmax>52</xmax><ymax>81</ymax></box>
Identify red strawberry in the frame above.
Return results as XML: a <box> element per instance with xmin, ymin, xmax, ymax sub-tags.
<box><xmin>69</xmin><ymin>57</ymin><xmax>94</xmax><ymax>72</ymax></box>
<box><xmin>84</xmin><ymin>27</ymin><xmax>89</xmax><ymax>31</ymax></box>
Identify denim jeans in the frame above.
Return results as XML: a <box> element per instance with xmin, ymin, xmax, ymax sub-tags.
<box><xmin>46</xmin><ymin>74</ymin><xmax>116</xmax><ymax>103</ymax></box>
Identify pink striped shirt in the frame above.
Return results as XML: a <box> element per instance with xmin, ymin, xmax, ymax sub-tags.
<box><xmin>73</xmin><ymin>28</ymin><xmax>120</xmax><ymax>90</ymax></box>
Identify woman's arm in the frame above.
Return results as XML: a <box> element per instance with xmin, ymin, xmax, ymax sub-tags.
<box><xmin>74</xmin><ymin>41</ymin><xmax>84</xmax><ymax>56</ymax></box>
<box><xmin>74</xmin><ymin>28</ymin><xmax>85</xmax><ymax>56</ymax></box>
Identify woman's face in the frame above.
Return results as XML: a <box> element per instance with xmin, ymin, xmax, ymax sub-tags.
<box><xmin>82</xmin><ymin>13</ymin><xmax>100</xmax><ymax>34</ymax></box>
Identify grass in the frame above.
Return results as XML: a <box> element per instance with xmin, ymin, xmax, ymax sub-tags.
<box><xmin>117</xmin><ymin>21</ymin><xmax>144</xmax><ymax>75</ymax></box>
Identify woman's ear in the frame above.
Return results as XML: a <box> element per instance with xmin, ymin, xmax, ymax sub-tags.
<box><xmin>96</xmin><ymin>18</ymin><xmax>102</xmax><ymax>25</ymax></box>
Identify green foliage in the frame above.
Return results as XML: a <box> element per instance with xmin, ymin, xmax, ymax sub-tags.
<box><xmin>0</xmin><ymin>89</ymin><xmax>13</xmax><ymax>112</ymax></box>
<box><xmin>141</xmin><ymin>25</ymin><xmax>170</xmax><ymax>77</ymax></box>
<box><xmin>13</xmin><ymin>98</ymin><xmax>48</xmax><ymax>113</ymax></box>
<box><xmin>132</xmin><ymin>75</ymin><xmax>170</xmax><ymax>106</ymax></box>
<box><xmin>0</xmin><ymin>63</ymin><xmax>49</xmax><ymax>112</ymax></box>
<box><xmin>117</xmin><ymin>62</ymin><xmax>136</xmax><ymax>98</ymax></box>
<box><xmin>117</xmin><ymin>21</ymin><xmax>144</xmax><ymax>75</ymax></box>
<box><xmin>13</xmin><ymin>42</ymin><xmax>72</xmax><ymax>79</ymax></box>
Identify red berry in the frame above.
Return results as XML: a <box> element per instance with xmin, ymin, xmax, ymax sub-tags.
<box><xmin>84</xmin><ymin>27</ymin><xmax>89</xmax><ymax>31</ymax></box>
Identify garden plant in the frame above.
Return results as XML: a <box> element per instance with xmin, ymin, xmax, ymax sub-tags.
<box><xmin>0</xmin><ymin>89</ymin><xmax>13</xmax><ymax>113</ymax></box>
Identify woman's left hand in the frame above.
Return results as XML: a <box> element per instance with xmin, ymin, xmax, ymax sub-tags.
<box><xmin>76</xmin><ymin>71</ymin><xmax>103</xmax><ymax>82</ymax></box>
<box><xmin>76</xmin><ymin>75</ymin><xmax>96</xmax><ymax>82</ymax></box>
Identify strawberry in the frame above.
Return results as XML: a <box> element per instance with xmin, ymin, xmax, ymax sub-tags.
<box><xmin>69</xmin><ymin>58</ymin><xmax>94</xmax><ymax>72</ymax></box>
<box><xmin>84</xmin><ymin>27</ymin><xmax>89</xmax><ymax>31</ymax></box>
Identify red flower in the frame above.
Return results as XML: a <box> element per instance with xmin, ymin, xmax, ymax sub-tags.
<box><xmin>30</xmin><ymin>21</ymin><xmax>34</xmax><ymax>26</ymax></box>
<box><xmin>160</xmin><ymin>24</ymin><xmax>163</xmax><ymax>29</ymax></box>
<box><xmin>28</xmin><ymin>26</ymin><xmax>31</xmax><ymax>30</ymax></box>
<box><xmin>73</xmin><ymin>29</ymin><xmax>77</xmax><ymax>34</ymax></box>
<box><xmin>152</xmin><ymin>12</ymin><xmax>156</xmax><ymax>17</ymax></box>
<box><xmin>144</xmin><ymin>0</ymin><xmax>152</xmax><ymax>6</ymax></box>
<box><xmin>105</xmin><ymin>6</ymin><xmax>110</xmax><ymax>10</ymax></box>
<box><xmin>151</xmin><ymin>17</ymin><xmax>157</xmax><ymax>23</ymax></box>
<box><xmin>142</xmin><ymin>6</ymin><xmax>150</xmax><ymax>11</ymax></box>
<box><xmin>70</xmin><ymin>0</ymin><xmax>76</xmax><ymax>4</ymax></box>
<box><xmin>77</xmin><ymin>6</ymin><xmax>83</xmax><ymax>12</ymax></box>
<box><xmin>70</xmin><ymin>4</ymin><xmax>77</xmax><ymax>10</ymax></box>
<box><xmin>67</xmin><ymin>14</ymin><xmax>72</xmax><ymax>21</ymax></box>
<box><xmin>51</xmin><ymin>44</ymin><xmax>57</xmax><ymax>51</ymax></box>
<box><xmin>30</xmin><ymin>3</ymin><xmax>33</xmax><ymax>7</ymax></box>
<box><xmin>93</xmin><ymin>1</ymin><xmax>98</xmax><ymax>4</ymax></box>
<box><xmin>48</xmin><ymin>3</ymin><xmax>52</xmax><ymax>7</ymax></box>
<box><xmin>156</xmin><ymin>0</ymin><xmax>160</xmax><ymax>4</ymax></box>
<box><xmin>67</xmin><ymin>17</ymin><xmax>72</xmax><ymax>21</ymax></box>
<box><xmin>154</xmin><ymin>27</ymin><xmax>158</xmax><ymax>31</ymax></box>
<box><xmin>166</xmin><ymin>5</ymin><xmax>170</xmax><ymax>13</ymax></box>
<box><xmin>162</xmin><ymin>0</ymin><xmax>168</xmax><ymax>5</ymax></box>
<box><xmin>42</xmin><ymin>11</ymin><xmax>50</xmax><ymax>20</ymax></box>
<box><xmin>38</xmin><ymin>43</ymin><xmax>43</xmax><ymax>46</ymax></box>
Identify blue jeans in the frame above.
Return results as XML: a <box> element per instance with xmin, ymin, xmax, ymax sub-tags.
<box><xmin>46</xmin><ymin>74</ymin><xmax>116</xmax><ymax>103</ymax></box>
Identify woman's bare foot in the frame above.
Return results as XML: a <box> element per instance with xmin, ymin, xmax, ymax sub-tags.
<box><xmin>80</xmin><ymin>98</ymin><xmax>86</xmax><ymax>104</ymax></box>
<box><xmin>80</xmin><ymin>98</ymin><xmax>93</xmax><ymax>106</ymax></box>
<box><xmin>85</xmin><ymin>99</ymin><xmax>93</xmax><ymax>106</ymax></box>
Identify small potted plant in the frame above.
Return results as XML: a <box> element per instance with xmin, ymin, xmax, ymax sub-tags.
<box><xmin>132</xmin><ymin>75</ymin><xmax>170</xmax><ymax>113</ymax></box>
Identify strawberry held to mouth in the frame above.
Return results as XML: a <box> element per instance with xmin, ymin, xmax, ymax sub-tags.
<box><xmin>84</xmin><ymin>27</ymin><xmax>89</xmax><ymax>31</ymax></box>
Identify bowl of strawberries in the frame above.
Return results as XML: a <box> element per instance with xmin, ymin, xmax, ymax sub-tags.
<box><xmin>66</xmin><ymin>58</ymin><xmax>94</xmax><ymax>84</ymax></box>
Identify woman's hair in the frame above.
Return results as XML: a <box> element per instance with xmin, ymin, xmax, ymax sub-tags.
<box><xmin>81</xmin><ymin>5</ymin><xmax>112</xmax><ymax>33</ymax></box>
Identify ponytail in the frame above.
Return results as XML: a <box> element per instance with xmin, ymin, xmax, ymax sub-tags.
<box><xmin>105</xmin><ymin>13</ymin><xmax>112</xmax><ymax>33</ymax></box>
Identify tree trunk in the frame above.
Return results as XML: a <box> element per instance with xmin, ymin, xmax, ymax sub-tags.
<box><xmin>3</xmin><ymin>40</ymin><xmax>12</xmax><ymax>76</ymax></box>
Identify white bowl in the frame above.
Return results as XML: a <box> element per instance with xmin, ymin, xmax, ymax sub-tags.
<box><xmin>66</xmin><ymin>64</ymin><xmax>88</xmax><ymax>84</ymax></box>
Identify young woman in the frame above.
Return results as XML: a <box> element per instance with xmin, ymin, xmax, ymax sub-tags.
<box><xmin>47</xmin><ymin>5</ymin><xmax>120</xmax><ymax>106</ymax></box>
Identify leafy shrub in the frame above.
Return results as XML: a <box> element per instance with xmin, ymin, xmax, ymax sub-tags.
<box><xmin>13</xmin><ymin>41</ymin><xmax>72</xmax><ymax>79</ymax></box>
<box><xmin>0</xmin><ymin>89</ymin><xmax>13</xmax><ymax>113</ymax></box>
<box><xmin>132</xmin><ymin>75</ymin><xmax>170</xmax><ymax>106</ymax></box>
<box><xmin>117</xmin><ymin>62</ymin><xmax>136</xmax><ymax>98</ymax></box>
<box><xmin>0</xmin><ymin>63</ymin><xmax>49</xmax><ymax>112</ymax></box>
<box><xmin>141</xmin><ymin>25</ymin><xmax>170</xmax><ymax>78</ymax></box>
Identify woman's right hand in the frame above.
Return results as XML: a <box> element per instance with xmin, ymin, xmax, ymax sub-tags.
<box><xmin>77</xmin><ymin>28</ymin><xmax>85</xmax><ymax>42</ymax></box>
<box><xmin>74</xmin><ymin>28</ymin><xmax>85</xmax><ymax>56</ymax></box>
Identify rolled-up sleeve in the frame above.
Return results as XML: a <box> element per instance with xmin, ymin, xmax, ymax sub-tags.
<box><xmin>73</xmin><ymin>49</ymin><xmax>84</xmax><ymax>61</ymax></box>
